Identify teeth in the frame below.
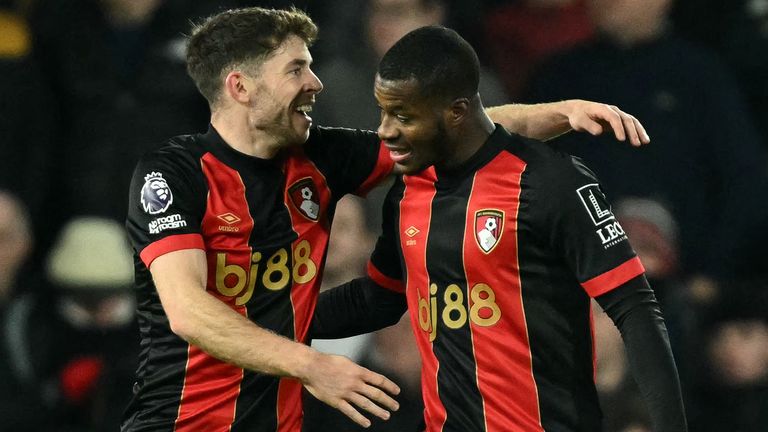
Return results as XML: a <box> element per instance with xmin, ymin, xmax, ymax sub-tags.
<box><xmin>296</xmin><ymin>104</ymin><xmax>313</xmax><ymax>114</ymax></box>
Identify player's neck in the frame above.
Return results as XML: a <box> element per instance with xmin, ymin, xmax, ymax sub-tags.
<box><xmin>441</xmin><ymin>110</ymin><xmax>496</xmax><ymax>170</ymax></box>
<box><xmin>211</xmin><ymin>109</ymin><xmax>284</xmax><ymax>159</ymax></box>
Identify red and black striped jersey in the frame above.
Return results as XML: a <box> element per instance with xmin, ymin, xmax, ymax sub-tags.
<box><xmin>122</xmin><ymin>125</ymin><xmax>392</xmax><ymax>432</ymax></box>
<box><xmin>368</xmin><ymin>125</ymin><xmax>645</xmax><ymax>432</ymax></box>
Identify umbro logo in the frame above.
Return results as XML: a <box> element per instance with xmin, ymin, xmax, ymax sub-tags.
<box><xmin>404</xmin><ymin>226</ymin><xmax>419</xmax><ymax>246</ymax></box>
<box><xmin>217</xmin><ymin>212</ymin><xmax>241</xmax><ymax>232</ymax></box>
<box><xmin>218</xmin><ymin>212</ymin><xmax>241</xmax><ymax>224</ymax></box>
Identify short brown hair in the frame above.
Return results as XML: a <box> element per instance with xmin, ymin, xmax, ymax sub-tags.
<box><xmin>186</xmin><ymin>7</ymin><xmax>318</xmax><ymax>107</ymax></box>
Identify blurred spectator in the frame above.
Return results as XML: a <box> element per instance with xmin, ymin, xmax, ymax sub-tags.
<box><xmin>614</xmin><ymin>198</ymin><xmax>694</xmax><ymax>347</ymax></box>
<box><xmin>688</xmin><ymin>283</ymin><xmax>768</xmax><ymax>431</ymax></box>
<box><xmin>483</xmin><ymin>0</ymin><xmax>594</xmax><ymax>99</ymax></box>
<box><xmin>0</xmin><ymin>190</ymin><xmax>48</xmax><ymax>431</ymax></box>
<box><xmin>525</xmin><ymin>0</ymin><xmax>768</xmax><ymax>280</ymax></box>
<box><xmin>716</xmin><ymin>0</ymin><xmax>768</xmax><ymax>149</ymax></box>
<box><xmin>593</xmin><ymin>197</ymin><xmax>697</xmax><ymax>431</ymax></box>
<box><xmin>313</xmin><ymin>0</ymin><xmax>508</xmax><ymax>131</ymax></box>
<box><xmin>674</xmin><ymin>0</ymin><xmax>768</xmax><ymax>150</ymax></box>
<box><xmin>306</xmin><ymin>315</ymin><xmax>421</xmax><ymax>432</ymax></box>
<box><xmin>28</xmin><ymin>0</ymin><xmax>230</xmax><ymax>226</ymax></box>
<box><xmin>5</xmin><ymin>217</ymin><xmax>138</xmax><ymax>431</ymax></box>
<box><xmin>0</xmin><ymin>4</ymin><xmax>57</xmax><ymax>253</ymax></box>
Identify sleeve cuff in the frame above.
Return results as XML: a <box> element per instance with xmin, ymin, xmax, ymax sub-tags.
<box><xmin>581</xmin><ymin>256</ymin><xmax>645</xmax><ymax>298</ymax></box>
<box><xmin>139</xmin><ymin>233</ymin><xmax>205</xmax><ymax>267</ymax></box>
<box><xmin>367</xmin><ymin>260</ymin><xmax>405</xmax><ymax>293</ymax></box>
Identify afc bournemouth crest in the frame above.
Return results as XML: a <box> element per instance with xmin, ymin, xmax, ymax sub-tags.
<box><xmin>474</xmin><ymin>209</ymin><xmax>504</xmax><ymax>253</ymax></box>
<box><xmin>288</xmin><ymin>178</ymin><xmax>320</xmax><ymax>221</ymax></box>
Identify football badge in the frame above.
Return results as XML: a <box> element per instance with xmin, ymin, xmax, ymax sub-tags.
<box><xmin>141</xmin><ymin>172</ymin><xmax>173</xmax><ymax>214</ymax></box>
<box><xmin>288</xmin><ymin>178</ymin><xmax>320</xmax><ymax>221</ymax></box>
<box><xmin>475</xmin><ymin>209</ymin><xmax>504</xmax><ymax>253</ymax></box>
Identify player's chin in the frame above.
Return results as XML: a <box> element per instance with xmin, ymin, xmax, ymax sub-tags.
<box><xmin>293</xmin><ymin>124</ymin><xmax>311</xmax><ymax>144</ymax></box>
<box><xmin>393</xmin><ymin>159</ymin><xmax>426</xmax><ymax>175</ymax></box>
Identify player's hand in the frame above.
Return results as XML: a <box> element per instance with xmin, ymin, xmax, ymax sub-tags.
<box><xmin>564</xmin><ymin>99</ymin><xmax>650</xmax><ymax>146</ymax></box>
<box><xmin>300</xmin><ymin>352</ymin><xmax>400</xmax><ymax>428</ymax></box>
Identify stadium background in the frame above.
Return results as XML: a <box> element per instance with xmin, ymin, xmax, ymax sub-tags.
<box><xmin>0</xmin><ymin>0</ymin><xmax>767</xmax><ymax>430</ymax></box>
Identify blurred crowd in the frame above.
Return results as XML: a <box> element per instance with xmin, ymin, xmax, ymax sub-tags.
<box><xmin>1</xmin><ymin>0</ymin><xmax>767</xmax><ymax>431</ymax></box>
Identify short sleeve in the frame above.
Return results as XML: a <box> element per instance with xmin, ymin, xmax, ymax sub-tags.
<box><xmin>305</xmin><ymin>126</ymin><xmax>394</xmax><ymax>197</ymax></box>
<box><xmin>367</xmin><ymin>178</ymin><xmax>405</xmax><ymax>293</ymax></box>
<box><xmin>536</xmin><ymin>155</ymin><xmax>644</xmax><ymax>298</ymax></box>
<box><xmin>126</xmin><ymin>144</ymin><xmax>206</xmax><ymax>268</ymax></box>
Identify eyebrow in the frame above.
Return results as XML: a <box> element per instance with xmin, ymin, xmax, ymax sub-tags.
<box><xmin>287</xmin><ymin>58</ymin><xmax>310</xmax><ymax>68</ymax></box>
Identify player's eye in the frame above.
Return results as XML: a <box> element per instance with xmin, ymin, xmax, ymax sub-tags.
<box><xmin>396</xmin><ymin>114</ymin><xmax>410</xmax><ymax>124</ymax></box>
<box><xmin>289</xmin><ymin>68</ymin><xmax>301</xmax><ymax>76</ymax></box>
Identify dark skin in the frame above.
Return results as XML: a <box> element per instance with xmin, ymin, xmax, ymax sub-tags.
<box><xmin>374</xmin><ymin>74</ymin><xmax>496</xmax><ymax>175</ymax></box>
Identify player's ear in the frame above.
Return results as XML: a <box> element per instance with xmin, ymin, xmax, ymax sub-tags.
<box><xmin>445</xmin><ymin>97</ymin><xmax>469</xmax><ymax>126</ymax></box>
<box><xmin>224</xmin><ymin>71</ymin><xmax>252</xmax><ymax>104</ymax></box>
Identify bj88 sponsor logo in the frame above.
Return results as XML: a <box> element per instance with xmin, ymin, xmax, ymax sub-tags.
<box><xmin>214</xmin><ymin>240</ymin><xmax>318</xmax><ymax>304</ymax></box>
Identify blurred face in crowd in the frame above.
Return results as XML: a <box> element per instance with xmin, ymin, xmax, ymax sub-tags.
<box><xmin>708</xmin><ymin>320</ymin><xmax>768</xmax><ymax>386</ymax></box>
<box><xmin>587</xmin><ymin>0</ymin><xmax>671</xmax><ymax>44</ymax></box>
<box><xmin>236</xmin><ymin>35</ymin><xmax>323</xmax><ymax>146</ymax></box>
<box><xmin>0</xmin><ymin>193</ymin><xmax>31</xmax><ymax>300</ymax></box>
<box><xmin>367</xmin><ymin>0</ymin><xmax>445</xmax><ymax>58</ymax></box>
<box><xmin>375</xmin><ymin>76</ymin><xmax>452</xmax><ymax>174</ymax></box>
<box><xmin>99</xmin><ymin>0</ymin><xmax>162</xmax><ymax>26</ymax></box>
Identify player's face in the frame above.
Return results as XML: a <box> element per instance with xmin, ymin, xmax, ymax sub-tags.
<box><xmin>375</xmin><ymin>75</ymin><xmax>449</xmax><ymax>174</ymax></box>
<box><xmin>247</xmin><ymin>35</ymin><xmax>323</xmax><ymax>146</ymax></box>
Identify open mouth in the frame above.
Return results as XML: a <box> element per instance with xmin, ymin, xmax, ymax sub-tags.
<box><xmin>386</xmin><ymin>145</ymin><xmax>412</xmax><ymax>163</ymax></box>
<box><xmin>294</xmin><ymin>103</ymin><xmax>314</xmax><ymax>126</ymax></box>
<box><xmin>295</xmin><ymin>104</ymin><xmax>313</xmax><ymax>116</ymax></box>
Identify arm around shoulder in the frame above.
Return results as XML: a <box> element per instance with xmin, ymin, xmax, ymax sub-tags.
<box><xmin>486</xmin><ymin>100</ymin><xmax>649</xmax><ymax>145</ymax></box>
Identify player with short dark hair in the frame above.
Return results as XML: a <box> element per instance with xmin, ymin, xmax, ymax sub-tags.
<box><xmin>313</xmin><ymin>26</ymin><xmax>688</xmax><ymax>431</ymax></box>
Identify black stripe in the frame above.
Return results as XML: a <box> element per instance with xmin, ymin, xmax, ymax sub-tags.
<box><xmin>232</xmin><ymin>373</ymin><xmax>280</xmax><ymax>430</ymax></box>
<box><xmin>426</xmin><ymin>176</ymin><xmax>485</xmax><ymax>432</ymax></box>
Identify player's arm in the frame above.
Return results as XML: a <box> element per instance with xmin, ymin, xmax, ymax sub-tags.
<box><xmin>312</xmin><ymin>276</ymin><xmax>407</xmax><ymax>339</ymax></box>
<box><xmin>312</xmin><ymin>178</ymin><xmax>408</xmax><ymax>339</ymax></box>
<box><xmin>485</xmin><ymin>100</ymin><xmax>649</xmax><ymax>145</ymax></box>
<box><xmin>151</xmin><ymin>249</ymin><xmax>400</xmax><ymax>428</ymax></box>
<box><xmin>595</xmin><ymin>275</ymin><xmax>688</xmax><ymax>432</ymax></box>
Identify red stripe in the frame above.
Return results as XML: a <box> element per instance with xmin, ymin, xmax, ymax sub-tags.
<box><xmin>174</xmin><ymin>153</ymin><xmax>253</xmax><ymax>431</ymax></box>
<box><xmin>276</xmin><ymin>150</ymin><xmax>333</xmax><ymax>432</ymax></box>
<box><xmin>581</xmin><ymin>256</ymin><xmax>645</xmax><ymax>298</ymax></box>
<box><xmin>139</xmin><ymin>233</ymin><xmax>204</xmax><ymax>267</ymax></box>
<box><xmin>399</xmin><ymin>169</ymin><xmax>448</xmax><ymax>431</ymax></box>
<box><xmin>463</xmin><ymin>153</ymin><xmax>543</xmax><ymax>432</ymax></box>
<box><xmin>173</xmin><ymin>346</ymin><xmax>244</xmax><ymax>431</ymax></box>
<box><xmin>367</xmin><ymin>261</ymin><xmax>405</xmax><ymax>293</ymax></box>
<box><xmin>354</xmin><ymin>141</ymin><xmax>394</xmax><ymax>196</ymax></box>
<box><xmin>589</xmin><ymin>305</ymin><xmax>597</xmax><ymax>383</ymax></box>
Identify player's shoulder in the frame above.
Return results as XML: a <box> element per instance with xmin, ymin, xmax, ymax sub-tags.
<box><xmin>307</xmin><ymin>125</ymin><xmax>378</xmax><ymax>148</ymax></box>
<box><xmin>137</xmin><ymin>134</ymin><xmax>203</xmax><ymax>167</ymax></box>
<box><xmin>500</xmin><ymin>131</ymin><xmax>598</xmax><ymax>187</ymax></box>
<box><xmin>132</xmin><ymin>133</ymin><xmax>208</xmax><ymax>185</ymax></box>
